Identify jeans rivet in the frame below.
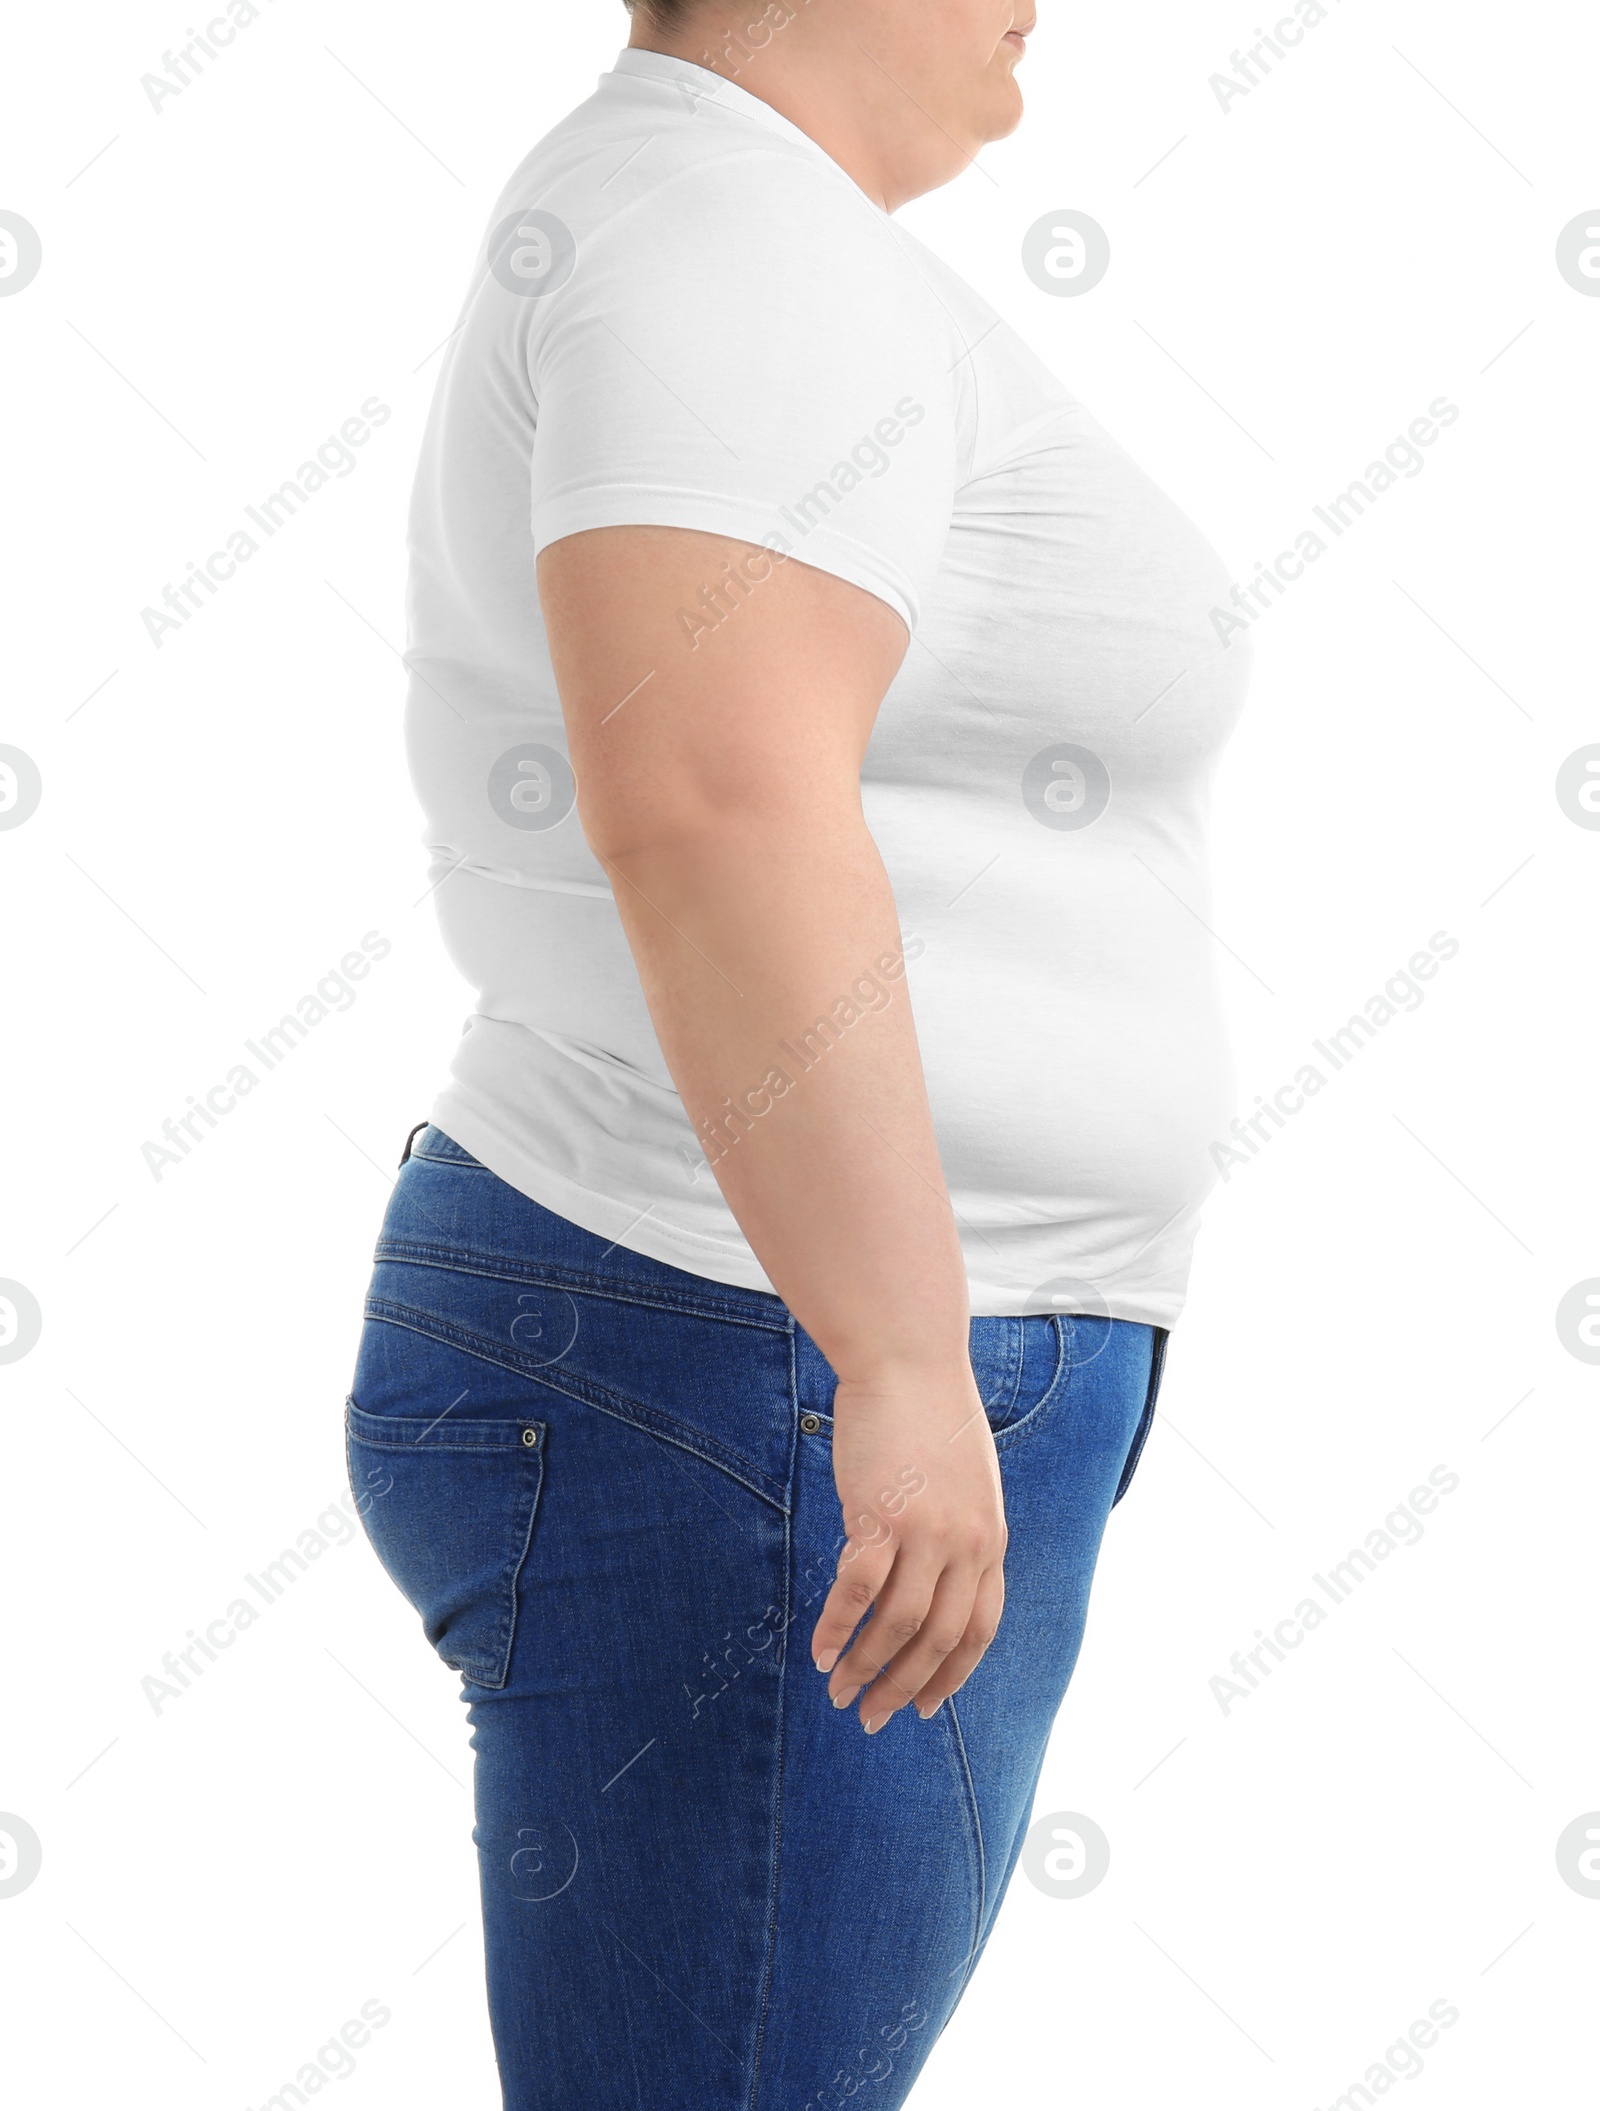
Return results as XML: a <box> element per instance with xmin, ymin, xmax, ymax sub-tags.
<box><xmin>522</xmin><ymin>1426</ymin><xmax>539</xmax><ymax>1447</ymax></box>
<box><xmin>799</xmin><ymin>1413</ymin><xmax>821</xmax><ymax>1434</ymax></box>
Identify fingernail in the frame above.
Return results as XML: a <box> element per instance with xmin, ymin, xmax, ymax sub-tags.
<box><xmin>915</xmin><ymin>1699</ymin><xmax>941</xmax><ymax>1720</ymax></box>
<box><xmin>814</xmin><ymin>1648</ymin><xmax>839</xmax><ymax>1674</ymax></box>
<box><xmin>832</xmin><ymin>1685</ymin><xmax>861</xmax><ymax>1711</ymax></box>
<box><xmin>864</xmin><ymin>1712</ymin><xmax>888</xmax><ymax>1734</ymax></box>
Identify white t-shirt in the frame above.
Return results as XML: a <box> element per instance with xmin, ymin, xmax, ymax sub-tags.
<box><xmin>406</xmin><ymin>46</ymin><xmax>1251</xmax><ymax>1327</ymax></box>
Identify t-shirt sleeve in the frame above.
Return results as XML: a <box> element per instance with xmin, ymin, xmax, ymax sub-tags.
<box><xmin>526</xmin><ymin>152</ymin><xmax>962</xmax><ymax>632</ymax></box>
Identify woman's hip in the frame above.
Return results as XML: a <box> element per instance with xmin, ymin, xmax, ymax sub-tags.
<box><xmin>345</xmin><ymin>1126</ymin><xmax>1165</xmax><ymax>2105</ymax></box>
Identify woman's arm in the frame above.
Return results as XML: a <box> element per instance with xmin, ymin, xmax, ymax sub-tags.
<box><xmin>538</xmin><ymin>525</ymin><xmax>1006</xmax><ymax>1732</ymax></box>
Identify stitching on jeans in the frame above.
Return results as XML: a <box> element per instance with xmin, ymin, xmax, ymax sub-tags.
<box><xmin>467</xmin><ymin>1431</ymin><xmax>546</xmax><ymax>1691</ymax></box>
<box><xmin>373</xmin><ymin>1239</ymin><xmax>792</xmax><ymax>1334</ymax></box>
<box><xmin>1111</xmin><ymin>1325</ymin><xmax>1167</xmax><ymax>1508</ymax></box>
<box><xmin>408</xmin><ymin>1145</ymin><xmax>490</xmax><ymax>1168</ymax></box>
<box><xmin>988</xmin><ymin>1316</ymin><xmax>1070</xmax><ymax>1457</ymax></box>
<box><xmin>361</xmin><ymin>1302</ymin><xmax>790</xmax><ymax>1515</ymax></box>
<box><xmin>982</xmin><ymin>1318</ymin><xmax>1024</xmax><ymax>1422</ymax></box>
<box><xmin>943</xmin><ymin>1697</ymin><xmax>987</xmax><ymax>1998</ymax></box>
<box><xmin>343</xmin><ymin>1405</ymin><xmax>545</xmax><ymax>1453</ymax></box>
<box><xmin>364</xmin><ymin>1299</ymin><xmax>787</xmax><ymax>1510</ymax></box>
<box><xmin>745</xmin><ymin>1329</ymin><xmax>802</xmax><ymax>2111</ymax></box>
<box><xmin>446</xmin><ymin>1494</ymin><xmax>518</xmax><ymax>1686</ymax></box>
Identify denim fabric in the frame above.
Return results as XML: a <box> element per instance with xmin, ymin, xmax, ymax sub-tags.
<box><xmin>347</xmin><ymin>1127</ymin><xmax>1166</xmax><ymax>2110</ymax></box>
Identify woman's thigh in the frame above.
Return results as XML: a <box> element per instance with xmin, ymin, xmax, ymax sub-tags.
<box><xmin>346</xmin><ymin>1131</ymin><xmax>1161</xmax><ymax>2110</ymax></box>
<box><xmin>753</xmin><ymin>1313</ymin><xmax>1157</xmax><ymax>2110</ymax></box>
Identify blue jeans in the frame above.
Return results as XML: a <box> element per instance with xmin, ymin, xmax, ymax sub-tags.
<box><xmin>347</xmin><ymin>1127</ymin><xmax>1167</xmax><ymax>2110</ymax></box>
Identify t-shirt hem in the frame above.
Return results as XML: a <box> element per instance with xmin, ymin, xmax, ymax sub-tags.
<box><xmin>531</xmin><ymin>487</ymin><xmax>919</xmax><ymax>632</ymax></box>
<box><xmin>428</xmin><ymin>1086</ymin><xmax>1183</xmax><ymax>1328</ymax></box>
<box><xmin>430</xmin><ymin>1084</ymin><xmax>782</xmax><ymax>1289</ymax></box>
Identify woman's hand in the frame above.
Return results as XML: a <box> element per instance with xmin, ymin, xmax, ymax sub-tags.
<box><xmin>813</xmin><ymin>1363</ymin><xmax>1007</xmax><ymax>1732</ymax></box>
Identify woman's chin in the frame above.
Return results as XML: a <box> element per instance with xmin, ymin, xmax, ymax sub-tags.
<box><xmin>985</xmin><ymin>75</ymin><xmax>1025</xmax><ymax>143</ymax></box>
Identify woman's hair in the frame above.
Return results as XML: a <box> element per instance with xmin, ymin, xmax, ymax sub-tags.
<box><xmin>623</xmin><ymin>0</ymin><xmax>699</xmax><ymax>25</ymax></box>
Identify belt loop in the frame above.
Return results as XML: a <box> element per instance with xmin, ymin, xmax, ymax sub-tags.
<box><xmin>398</xmin><ymin>1121</ymin><xmax>429</xmax><ymax>1167</ymax></box>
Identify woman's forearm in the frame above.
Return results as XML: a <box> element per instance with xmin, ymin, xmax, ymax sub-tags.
<box><xmin>599</xmin><ymin>807</ymin><xmax>970</xmax><ymax>1381</ymax></box>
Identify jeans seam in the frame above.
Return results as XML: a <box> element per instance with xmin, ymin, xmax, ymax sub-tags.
<box><xmin>372</xmin><ymin>1240</ymin><xmax>791</xmax><ymax>1334</ymax></box>
<box><xmin>984</xmin><ymin>1318</ymin><xmax>1024</xmax><ymax>1420</ymax></box>
<box><xmin>343</xmin><ymin>1408</ymin><xmax>545</xmax><ymax>1453</ymax></box>
<box><xmin>467</xmin><ymin>1439</ymin><xmax>545</xmax><ymax>1690</ymax></box>
<box><xmin>361</xmin><ymin>1303</ymin><xmax>790</xmax><ymax>1515</ymax></box>
<box><xmin>747</xmin><ymin>1330</ymin><xmax>801</xmax><ymax>2111</ymax></box>
<box><xmin>1111</xmin><ymin>1325</ymin><xmax>1168</xmax><ymax>1508</ymax></box>
<box><xmin>944</xmin><ymin>1696</ymin><xmax>987</xmax><ymax>2000</ymax></box>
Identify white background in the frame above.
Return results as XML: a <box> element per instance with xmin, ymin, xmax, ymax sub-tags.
<box><xmin>2</xmin><ymin>0</ymin><xmax>1596</xmax><ymax>2104</ymax></box>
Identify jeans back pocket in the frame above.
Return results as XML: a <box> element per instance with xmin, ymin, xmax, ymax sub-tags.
<box><xmin>345</xmin><ymin>1399</ymin><xmax>546</xmax><ymax>1688</ymax></box>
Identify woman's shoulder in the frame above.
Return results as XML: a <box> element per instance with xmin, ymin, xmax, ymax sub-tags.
<box><xmin>489</xmin><ymin>75</ymin><xmax>960</xmax><ymax>343</ymax></box>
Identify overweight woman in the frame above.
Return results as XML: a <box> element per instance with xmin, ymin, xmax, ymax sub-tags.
<box><xmin>347</xmin><ymin>2</ymin><xmax>1250</xmax><ymax>2103</ymax></box>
